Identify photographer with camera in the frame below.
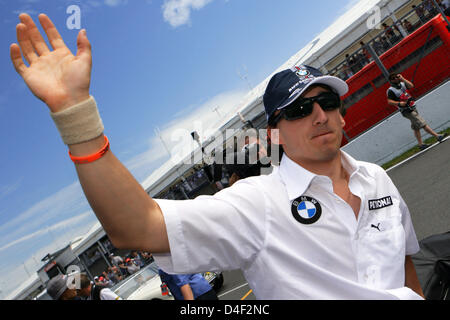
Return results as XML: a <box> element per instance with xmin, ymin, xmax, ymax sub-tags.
<box><xmin>387</xmin><ymin>73</ymin><xmax>445</xmax><ymax>150</ymax></box>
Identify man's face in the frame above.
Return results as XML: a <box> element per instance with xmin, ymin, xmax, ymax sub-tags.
<box><xmin>390</xmin><ymin>74</ymin><xmax>401</xmax><ymax>84</ymax></box>
<box><xmin>271</xmin><ymin>85</ymin><xmax>345</xmax><ymax>165</ymax></box>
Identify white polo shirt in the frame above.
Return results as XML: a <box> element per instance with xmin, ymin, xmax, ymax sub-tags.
<box><xmin>153</xmin><ymin>151</ymin><xmax>422</xmax><ymax>299</ymax></box>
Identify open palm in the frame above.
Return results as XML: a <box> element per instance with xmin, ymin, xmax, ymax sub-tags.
<box><xmin>10</xmin><ymin>13</ymin><xmax>91</xmax><ymax>112</ymax></box>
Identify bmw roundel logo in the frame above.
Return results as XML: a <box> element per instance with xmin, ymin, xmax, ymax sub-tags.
<box><xmin>295</xmin><ymin>65</ymin><xmax>311</xmax><ymax>78</ymax></box>
<box><xmin>291</xmin><ymin>196</ymin><xmax>322</xmax><ymax>225</ymax></box>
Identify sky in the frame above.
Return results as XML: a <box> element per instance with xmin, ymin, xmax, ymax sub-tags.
<box><xmin>0</xmin><ymin>0</ymin><xmax>363</xmax><ymax>298</ymax></box>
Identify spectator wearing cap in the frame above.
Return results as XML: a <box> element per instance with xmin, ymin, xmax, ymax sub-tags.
<box><xmin>46</xmin><ymin>274</ymin><xmax>81</xmax><ymax>300</ymax></box>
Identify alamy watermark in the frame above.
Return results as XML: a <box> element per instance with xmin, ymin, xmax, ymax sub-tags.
<box><xmin>65</xmin><ymin>265</ymin><xmax>81</xmax><ymax>290</ymax></box>
<box><xmin>66</xmin><ymin>5</ymin><xmax>81</xmax><ymax>30</ymax></box>
<box><xmin>366</xmin><ymin>5</ymin><xmax>381</xmax><ymax>30</ymax></box>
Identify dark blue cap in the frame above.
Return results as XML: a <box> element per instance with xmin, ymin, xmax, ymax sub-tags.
<box><xmin>263</xmin><ymin>65</ymin><xmax>348</xmax><ymax>122</ymax></box>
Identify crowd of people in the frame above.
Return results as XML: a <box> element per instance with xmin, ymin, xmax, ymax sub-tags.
<box><xmin>337</xmin><ymin>0</ymin><xmax>449</xmax><ymax>80</ymax></box>
<box><xmin>80</xmin><ymin>251</ymin><xmax>156</xmax><ymax>289</ymax></box>
<box><xmin>44</xmin><ymin>251</ymin><xmax>154</xmax><ymax>300</ymax></box>
<box><xmin>46</xmin><ymin>272</ymin><xmax>123</xmax><ymax>300</ymax></box>
<box><xmin>45</xmin><ymin>250</ymin><xmax>221</xmax><ymax>300</ymax></box>
<box><xmin>99</xmin><ymin>251</ymin><xmax>154</xmax><ymax>286</ymax></box>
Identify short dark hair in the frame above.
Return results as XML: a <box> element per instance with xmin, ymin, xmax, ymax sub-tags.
<box><xmin>79</xmin><ymin>274</ymin><xmax>91</xmax><ymax>290</ymax></box>
<box><xmin>389</xmin><ymin>72</ymin><xmax>398</xmax><ymax>80</ymax></box>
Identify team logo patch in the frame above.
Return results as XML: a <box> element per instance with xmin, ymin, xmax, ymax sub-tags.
<box><xmin>294</xmin><ymin>65</ymin><xmax>315</xmax><ymax>82</ymax></box>
<box><xmin>291</xmin><ymin>196</ymin><xmax>322</xmax><ymax>225</ymax></box>
<box><xmin>368</xmin><ymin>196</ymin><xmax>393</xmax><ymax>211</ymax></box>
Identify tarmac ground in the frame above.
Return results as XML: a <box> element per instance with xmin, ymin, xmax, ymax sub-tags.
<box><xmin>386</xmin><ymin>137</ymin><xmax>450</xmax><ymax>241</ymax></box>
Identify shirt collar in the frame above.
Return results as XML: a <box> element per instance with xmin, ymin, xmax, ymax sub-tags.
<box><xmin>278</xmin><ymin>154</ymin><xmax>317</xmax><ymax>201</ymax></box>
<box><xmin>340</xmin><ymin>150</ymin><xmax>371</xmax><ymax>178</ymax></box>
<box><xmin>278</xmin><ymin>150</ymin><xmax>364</xmax><ymax>201</ymax></box>
<box><xmin>340</xmin><ymin>150</ymin><xmax>361</xmax><ymax>177</ymax></box>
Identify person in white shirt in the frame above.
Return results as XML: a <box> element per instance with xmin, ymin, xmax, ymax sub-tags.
<box><xmin>10</xmin><ymin>13</ymin><xmax>424</xmax><ymax>299</ymax></box>
<box><xmin>109</xmin><ymin>253</ymin><xmax>124</xmax><ymax>267</ymax></box>
<box><xmin>78</xmin><ymin>274</ymin><xmax>122</xmax><ymax>300</ymax></box>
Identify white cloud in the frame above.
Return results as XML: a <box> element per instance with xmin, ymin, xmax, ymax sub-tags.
<box><xmin>12</xmin><ymin>8</ymin><xmax>38</xmax><ymax>15</ymax></box>
<box><xmin>0</xmin><ymin>211</ymin><xmax>93</xmax><ymax>253</ymax></box>
<box><xmin>12</xmin><ymin>0</ymin><xmax>40</xmax><ymax>15</ymax></box>
<box><xmin>0</xmin><ymin>181</ymin><xmax>90</xmax><ymax>248</ymax></box>
<box><xmin>104</xmin><ymin>0</ymin><xmax>128</xmax><ymax>7</ymax></box>
<box><xmin>0</xmin><ymin>177</ymin><xmax>24</xmax><ymax>200</ymax></box>
<box><xmin>162</xmin><ymin>0</ymin><xmax>213</xmax><ymax>27</ymax></box>
<box><xmin>123</xmin><ymin>137</ymin><xmax>170</xmax><ymax>182</ymax></box>
<box><xmin>87</xmin><ymin>0</ymin><xmax>103</xmax><ymax>7</ymax></box>
<box><xmin>158</xmin><ymin>89</ymin><xmax>246</xmax><ymax>153</ymax></box>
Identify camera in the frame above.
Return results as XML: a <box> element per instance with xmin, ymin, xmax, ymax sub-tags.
<box><xmin>401</xmin><ymin>97</ymin><xmax>416</xmax><ymax>113</ymax></box>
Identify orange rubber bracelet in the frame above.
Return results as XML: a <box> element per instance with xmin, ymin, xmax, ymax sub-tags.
<box><xmin>69</xmin><ymin>135</ymin><xmax>110</xmax><ymax>164</ymax></box>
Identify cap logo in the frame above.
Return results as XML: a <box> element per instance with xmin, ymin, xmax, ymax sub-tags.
<box><xmin>287</xmin><ymin>66</ymin><xmax>316</xmax><ymax>93</ymax></box>
<box><xmin>295</xmin><ymin>65</ymin><xmax>309</xmax><ymax>77</ymax></box>
<box><xmin>291</xmin><ymin>195</ymin><xmax>322</xmax><ymax>225</ymax></box>
<box><xmin>294</xmin><ymin>65</ymin><xmax>315</xmax><ymax>81</ymax></box>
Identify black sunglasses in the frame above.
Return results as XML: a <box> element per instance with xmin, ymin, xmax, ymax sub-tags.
<box><xmin>269</xmin><ymin>91</ymin><xmax>341</xmax><ymax>126</ymax></box>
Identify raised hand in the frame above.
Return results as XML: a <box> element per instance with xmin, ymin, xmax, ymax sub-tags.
<box><xmin>10</xmin><ymin>13</ymin><xmax>92</xmax><ymax>112</ymax></box>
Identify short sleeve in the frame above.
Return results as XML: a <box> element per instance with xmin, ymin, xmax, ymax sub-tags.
<box><xmin>153</xmin><ymin>177</ymin><xmax>268</xmax><ymax>274</ymax></box>
<box><xmin>387</xmin><ymin>88</ymin><xmax>397</xmax><ymax>100</ymax></box>
<box><xmin>398</xmin><ymin>194</ymin><xmax>420</xmax><ymax>255</ymax></box>
<box><xmin>171</xmin><ymin>274</ymin><xmax>191</xmax><ymax>287</ymax></box>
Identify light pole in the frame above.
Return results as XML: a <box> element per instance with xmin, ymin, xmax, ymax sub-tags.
<box><xmin>237</xmin><ymin>64</ymin><xmax>252</xmax><ymax>90</ymax></box>
<box><xmin>155</xmin><ymin>126</ymin><xmax>191</xmax><ymax>199</ymax></box>
<box><xmin>212</xmin><ymin>106</ymin><xmax>222</xmax><ymax>118</ymax></box>
<box><xmin>155</xmin><ymin>126</ymin><xmax>172</xmax><ymax>158</ymax></box>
